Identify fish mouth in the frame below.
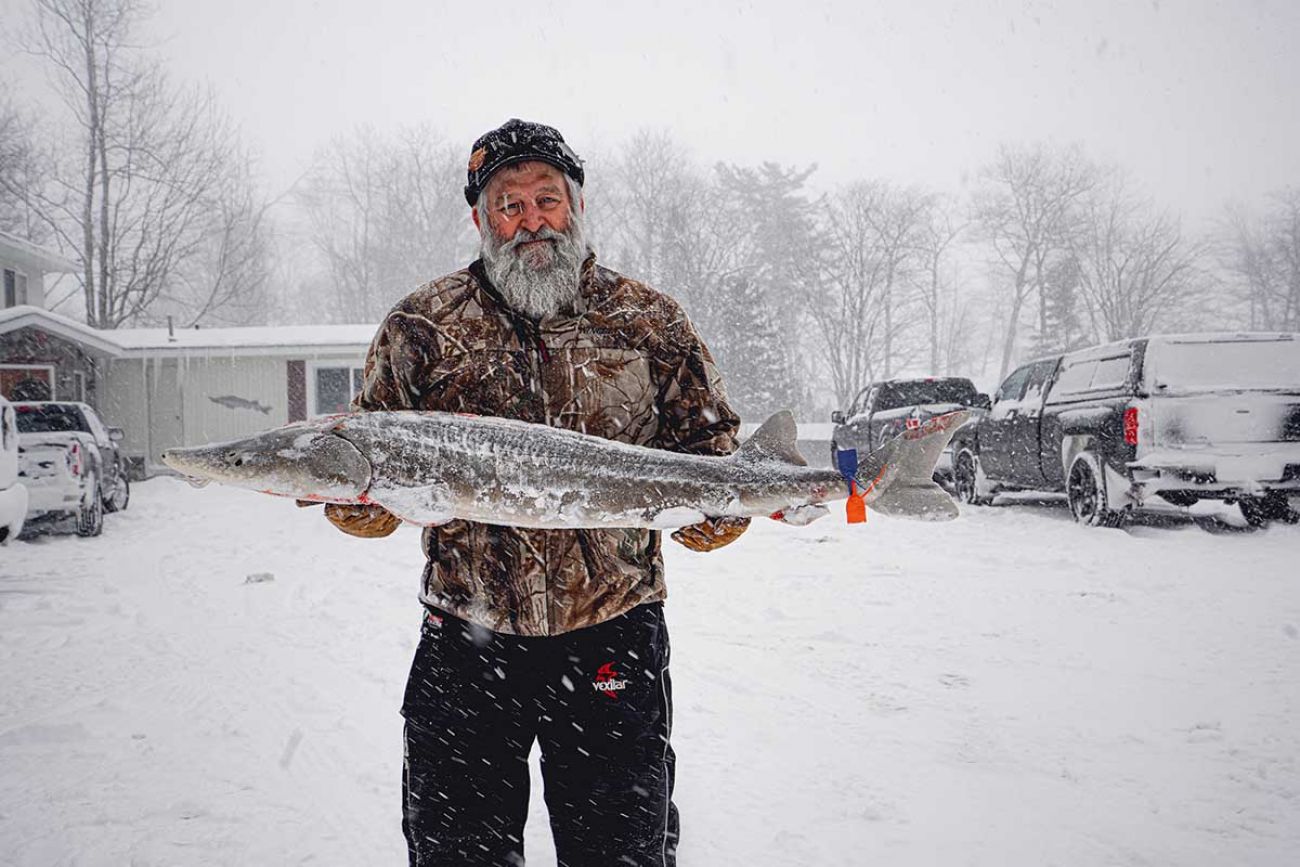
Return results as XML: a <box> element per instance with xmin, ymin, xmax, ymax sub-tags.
<box><xmin>160</xmin><ymin>448</ymin><xmax>211</xmax><ymax>487</ymax></box>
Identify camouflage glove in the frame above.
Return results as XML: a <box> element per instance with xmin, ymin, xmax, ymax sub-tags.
<box><xmin>321</xmin><ymin>502</ymin><xmax>402</xmax><ymax>538</ymax></box>
<box><xmin>671</xmin><ymin>515</ymin><xmax>750</xmax><ymax>552</ymax></box>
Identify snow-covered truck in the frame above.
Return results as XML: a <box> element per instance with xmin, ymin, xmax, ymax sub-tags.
<box><xmin>951</xmin><ymin>333</ymin><xmax>1300</xmax><ymax>527</ymax></box>
<box><xmin>830</xmin><ymin>377</ymin><xmax>991</xmax><ymax>489</ymax></box>
<box><xmin>14</xmin><ymin>402</ymin><xmax>131</xmax><ymax>537</ymax></box>
<box><xmin>0</xmin><ymin>396</ymin><xmax>28</xmax><ymax>544</ymax></box>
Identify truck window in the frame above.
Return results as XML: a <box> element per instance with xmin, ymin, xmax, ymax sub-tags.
<box><xmin>876</xmin><ymin>379</ymin><xmax>978</xmax><ymax>411</ymax></box>
<box><xmin>1022</xmin><ymin>360</ymin><xmax>1059</xmax><ymax>405</ymax></box>
<box><xmin>994</xmin><ymin>366</ymin><xmax>1034</xmax><ymax>403</ymax></box>
<box><xmin>1052</xmin><ymin>359</ymin><xmax>1097</xmax><ymax>396</ymax></box>
<box><xmin>846</xmin><ymin>386</ymin><xmax>870</xmax><ymax>416</ymax></box>
<box><xmin>1091</xmin><ymin>355</ymin><xmax>1132</xmax><ymax>388</ymax></box>
<box><xmin>14</xmin><ymin>404</ymin><xmax>82</xmax><ymax>433</ymax></box>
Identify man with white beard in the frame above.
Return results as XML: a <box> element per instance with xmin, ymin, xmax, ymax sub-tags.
<box><xmin>323</xmin><ymin>119</ymin><xmax>748</xmax><ymax>866</ymax></box>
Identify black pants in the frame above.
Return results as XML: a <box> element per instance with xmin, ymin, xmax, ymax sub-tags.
<box><xmin>401</xmin><ymin>602</ymin><xmax>678</xmax><ymax>866</ymax></box>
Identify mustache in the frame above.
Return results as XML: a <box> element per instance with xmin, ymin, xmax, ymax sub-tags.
<box><xmin>496</xmin><ymin>225</ymin><xmax>564</xmax><ymax>256</ymax></box>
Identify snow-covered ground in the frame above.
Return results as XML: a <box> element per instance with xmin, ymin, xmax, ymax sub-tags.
<box><xmin>2</xmin><ymin>479</ymin><xmax>1298</xmax><ymax>866</ymax></box>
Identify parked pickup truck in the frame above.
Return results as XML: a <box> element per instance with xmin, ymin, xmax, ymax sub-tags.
<box><xmin>0</xmin><ymin>396</ymin><xmax>27</xmax><ymax>543</ymax></box>
<box><xmin>831</xmin><ymin>377</ymin><xmax>991</xmax><ymax>487</ymax></box>
<box><xmin>950</xmin><ymin>332</ymin><xmax>1300</xmax><ymax>527</ymax></box>
<box><xmin>15</xmin><ymin>401</ymin><xmax>131</xmax><ymax>537</ymax></box>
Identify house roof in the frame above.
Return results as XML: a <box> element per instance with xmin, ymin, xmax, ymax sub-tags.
<box><xmin>0</xmin><ymin>305</ymin><xmax>375</xmax><ymax>359</ymax></box>
<box><xmin>0</xmin><ymin>232</ymin><xmax>78</xmax><ymax>273</ymax></box>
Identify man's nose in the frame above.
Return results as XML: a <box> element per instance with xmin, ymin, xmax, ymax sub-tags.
<box><xmin>519</xmin><ymin>205</ymin><xmax>548</xmax><ymax>233</ymax></box>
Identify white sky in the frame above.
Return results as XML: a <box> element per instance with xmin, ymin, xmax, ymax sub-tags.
<box><xmin>4</xmin><ymin>0</ymin><xmax>1299</xmax><ymax>225</ymax></box>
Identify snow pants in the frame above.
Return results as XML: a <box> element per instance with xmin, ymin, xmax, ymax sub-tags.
<box><xmin>400</xmin><ymin>602</ymin><xmax>678</xmax><ymax>866</ymax></box>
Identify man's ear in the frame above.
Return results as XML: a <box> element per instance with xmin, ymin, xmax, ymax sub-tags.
<box><xmin>471</xmin><ymin>208</ymin><xmax>481</xmax><ymax>231</ymax></box>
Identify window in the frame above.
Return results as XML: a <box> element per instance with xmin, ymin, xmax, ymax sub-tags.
<box><xmin>875</xmin><ymin>379</ymin><xmax>978</xmax><ymax>411</ymax></box>
<box><xmin>849</xmin><ymin>385</ymin><xmax>872</xmax><ymax>416</ymax></box>
<box><xmin>0</xmin><ymin>365</ymin><xmax>55</xmax><ymax>401</ymax></box>
<box><xmin>1053</xmin><ymin>360</ymin><xmax>1095</xmax><ymax>395</ymax></box>
<box><xmin>1022</xmin><ymin>360</ymin><xmax>1059</xmax><ymax>405</ymax></box>
<box><xmin>1091</xmin><ymin>355</ymin><xmax>1132</xmax><ymax>388</ymax></box>
<box><xmin>16</xmin><ymin>272</ymin><xmax>27</xmax><ymax>305</ymax></box>
<box><xmin>309</xmin><ymin>363</ymin><xmax>365</xmax><ymax>416</ymax></box>
<box><xmin>2</xmin><ymin>269</ymin><xmax>14</xmax><ymax>308</ymax></box>
<box><xmin>994</xmin><ymin>365</ymin><xmax>1034</xmax><ymax>403</ymax></box>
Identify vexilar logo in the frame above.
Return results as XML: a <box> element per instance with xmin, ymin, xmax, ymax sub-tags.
<box><xmin>592</xmin><ymin>662</ymin><xmax>629</xmax><ymax>699</ymax></box>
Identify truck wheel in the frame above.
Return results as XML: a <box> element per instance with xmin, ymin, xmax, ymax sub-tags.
<box><xmin>1067</xmin><ymin>453</ymin><xmax>1122</xmax><ymax>528</ymax></box>
<box><xmin>76</xmin><ymin>475</ymin><xmax>104</xmax><ymax>537</ymax></box>
<box><xmin>954</xmin><ymin>449</ymin><xmax>992</xmax><ymax>506</ymax></box>
<box><xmin>103</xmin><ymin>470</ymin><xmax>131</xmax><ymax>513</ymax></box>
<box><xmin>1239</xmin><ymin>492</ymin><xmax>1297</xmax><ymax>527</ymax></box>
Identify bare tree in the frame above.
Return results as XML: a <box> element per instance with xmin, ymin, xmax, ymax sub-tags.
<box><xmin>16</xmin><ymin>0</ymin><xmax>267</xmax><ymax>327</ymax></box>
<box><xmin>0</xmin><ymin>97</ymin><xmax>50</xmax><ymax>242</ymax></box>
<box><xmin>913</xmin><ymin>199</ymin><xmax>965</xmax><ymax>373</ymax></box>
<box><xmin>810</xmin><ymin>180</ymin><xmax>929</xmax><ymax>407</ymax></box>
<box><xmin>1222</xmin><ymin>188</ymin><xmax>1300</xmax><ymax>332</ymax></box>
<box><xmin>1072</xmin><ymin>175</ymin><xmax>1203</xmax><ymax>341</ymax></box>
<box><xmin>297</xmin><ymin>125</ymin><xmax>471</xmax><ymax>322</ymax></box>
<box><xmin>973</xmin><ymin>143</ymin><xmax>1098</xmax><ymax>378</ymax></box>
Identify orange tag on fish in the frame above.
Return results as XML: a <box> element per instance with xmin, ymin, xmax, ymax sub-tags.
<box><xmin>846</xmin><ymin>481</ymin><xmax>867</xmax><ymax>524</ymax></box>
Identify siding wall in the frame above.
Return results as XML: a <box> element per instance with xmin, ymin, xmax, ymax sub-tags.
<box><xmin>104</xmin><ymin>352</ymin><xmax>362</xmax><ymax>470</ymax></box>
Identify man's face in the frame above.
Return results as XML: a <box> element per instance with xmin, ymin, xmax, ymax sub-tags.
<box><xmin>475</xmin><ymin>161</ymin><xmax>574</xmax><ymax>269</ymax></box>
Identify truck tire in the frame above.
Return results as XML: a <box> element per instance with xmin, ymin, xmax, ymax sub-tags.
<box><xmin>1239</xmin><ymin>492</ymin><xmax>1298</xmax><ymax>527</ymax></box>
<box><xmin>103</xmin><ymin>468</ymin><xmax>130</xmax><ymax>513</ymax></box>
<box><xmin>954</xmin><ymin>449</ymin><xmax>993</xmax><ymax>506</ymax></box>
<box><xmin>76</xmin><ymin>474</ymin><xmax>104</xmax><ymax>537</ymax></box>
<box><xmin>1067</xmin><ymin>453</ymin><xmax>1122</xmax><ymax>528</ymax></box>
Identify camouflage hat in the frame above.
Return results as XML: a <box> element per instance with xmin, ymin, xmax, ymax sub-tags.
<box><xmin>464</xmin><ymin>118</ymin><xmax>585</xmax><ymax>206</ymax></box>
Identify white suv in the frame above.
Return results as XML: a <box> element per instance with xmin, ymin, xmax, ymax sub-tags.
<box><xmin>0</xmin><ymin>396</ymin><xmax>29</xmax><ymax>543</ymax></box>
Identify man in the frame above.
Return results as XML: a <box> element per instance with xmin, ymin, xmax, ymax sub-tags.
<box><xmin>324</xmin><ymin>118</ymin><xmax>749</xmax><ymax>866</ymax></box>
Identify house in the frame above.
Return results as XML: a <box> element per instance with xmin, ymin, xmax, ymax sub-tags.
<box><xmin>1</xmin><ymin>232</ymin><xmax>80</xmax><ymax>400</ymax></box>
<box><xmin>0</xmin><ymin>304</ymin><xmax>375</xmax><ymax>477</ymax></box>
<box><xmin>1</xmin><ymin>230</ymin><xmax>77</xmax><ymax>312</ymax></box>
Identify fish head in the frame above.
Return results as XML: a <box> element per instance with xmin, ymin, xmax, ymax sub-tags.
<box><xmin>161</xmin><ymin>425</ymin><xmax>371</xmax><ymax>501</ymax></box>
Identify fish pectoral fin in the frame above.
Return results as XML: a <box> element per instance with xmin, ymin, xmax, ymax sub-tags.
<box><xmin>772</xmin><ymin>503</ymin><xmax>829</xmax><ymax>526</ymax></box>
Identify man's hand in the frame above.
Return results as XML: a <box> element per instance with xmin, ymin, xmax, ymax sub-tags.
<box><xmin>670</xmin><ymin>515</ymin><xmax>750</xmax><ymax>552</ymax></box>
<box><xmin>321</xmin><ymin>502</ymin><xmax>402</xmax><ymax>538</ymax></box>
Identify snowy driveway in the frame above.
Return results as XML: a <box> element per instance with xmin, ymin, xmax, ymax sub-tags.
<box><xmin>2</xmin><ymin>479</ymin><xmax>1298</xmax><ymax>866</ymax></box>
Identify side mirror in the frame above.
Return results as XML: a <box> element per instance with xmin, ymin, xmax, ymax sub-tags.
<box><xmin>831</xmin><ymin>410</ymin><xmax>845</xmax><ymax>425</ymax></box>
<box><xmin>973</xmin><ymin>394</ymin><xmax>992</xmax><ymax>410</ymax></box>
<box><xmin>108</xmin><ymin>427</ymin><xmax>125</xmax><ymax>443</ymax></box>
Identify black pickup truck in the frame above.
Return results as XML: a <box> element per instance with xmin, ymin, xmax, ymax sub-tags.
<box><xmin>950</xmin><ymin>333</ymin><xmax>1300</xmax><ymax>527</ymax></box>
<box><xmin>831</xmin><ymin>377</ymin><xmax>990</xmax><ymax>487</ymax></box>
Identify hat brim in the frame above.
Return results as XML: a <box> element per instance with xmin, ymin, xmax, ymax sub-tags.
<box><xmin>465</xmin><ymin>154</ymin><xmax>582</xmax><ymax>206</ymax></box>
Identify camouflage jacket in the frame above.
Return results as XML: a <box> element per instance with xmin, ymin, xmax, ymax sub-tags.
<box><xmin>356</xmin><ymin>254</ymin><xmax>740</xmax><ymax>636</ymax></box>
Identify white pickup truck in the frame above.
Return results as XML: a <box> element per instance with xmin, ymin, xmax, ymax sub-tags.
<box><xmin>15</xmin><ymin>401</ymin><xmax>131</xmax><ymax>537</ymax></box>
<box><xmin>0</xmin><ymin>396</ymin><xmax>28</xmax><ymax>543</ymax></box>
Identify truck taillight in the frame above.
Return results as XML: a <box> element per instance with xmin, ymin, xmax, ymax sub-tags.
<box><xmin>66</xmin><ymin>442</ymin><xmax>82</xmax><ymax>477</ymax></box>
<box><xmin>1123</xmin><ymin>407</ymin><xmax>1139</xmax><ymax>446</ymax></box>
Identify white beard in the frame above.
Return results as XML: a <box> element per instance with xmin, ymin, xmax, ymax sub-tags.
<box><xmin>480</xmin><ymin>211</ymin><xmax>588</xmax><ymax>319</ymax></box>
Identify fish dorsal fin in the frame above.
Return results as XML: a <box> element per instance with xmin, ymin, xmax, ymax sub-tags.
<box><xmin>734</xmin><ymin>410</ymin><xmax>806</xmax><ymax>466</ymax></box>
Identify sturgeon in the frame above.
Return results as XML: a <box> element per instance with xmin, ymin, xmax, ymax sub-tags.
<box><xmin>160</xmin><ymin>409</ymin><xmax>970</xmax><ymax>527</ymax></box>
